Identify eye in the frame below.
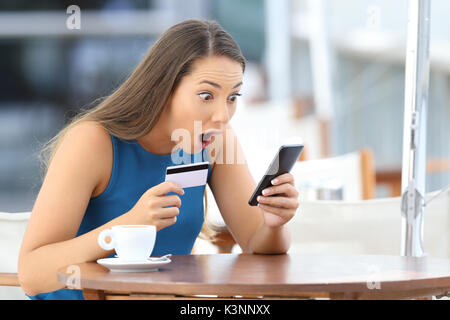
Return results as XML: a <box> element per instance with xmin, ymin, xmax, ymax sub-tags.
<box><xmin>198</xmin><ymin>92</ymin><xmax>213</xmax><ymax>101</ymax></box>
<box><xmin>228</xmin><ymin>93</ymin><xmax>242</xmax><ymax>103</ymax></box>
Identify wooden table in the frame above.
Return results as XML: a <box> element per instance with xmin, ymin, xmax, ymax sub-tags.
<box><xmin>57</xmin><ymin>253</ymin><xmax>450</xmax><ymax>300</ymax></box>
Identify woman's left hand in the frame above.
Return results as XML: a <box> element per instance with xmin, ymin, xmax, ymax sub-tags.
<box><xmin>256</xmin><ymin>173</ymin><xmax>299</xmax><ymax>228</ymax></box>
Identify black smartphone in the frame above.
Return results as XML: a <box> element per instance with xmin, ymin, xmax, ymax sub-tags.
<box><xmin>248</xmin><ymin>144</ymin><xmax>304</xmax><ymax>206</ymax></box>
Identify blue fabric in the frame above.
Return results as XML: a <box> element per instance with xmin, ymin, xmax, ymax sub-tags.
<box><xmin>27</xmin><ymin>288</ymin><xmax>84</xmax><ymax>300</ymax></box>
<box><xmin>28</xmin><ymin>135</ymin><xmax>211</xmax><ymax>300</ymax></box>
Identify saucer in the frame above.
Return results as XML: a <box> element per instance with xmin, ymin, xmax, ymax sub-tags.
<box><xmin>97</xmin><ymin>257</ymin><xmax>171</xmax><ymax>273</ymax></box>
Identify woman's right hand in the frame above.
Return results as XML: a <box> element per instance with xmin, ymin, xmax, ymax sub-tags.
<box><xmin>127</xmin><ymin>181</ymin><xmax>185</xmax><ymax>231</ymax></box>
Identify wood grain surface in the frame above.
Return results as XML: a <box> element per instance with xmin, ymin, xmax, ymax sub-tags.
<box><xmin>57</xmin><ymin>253</ymin><xmax>450</xmax><ymax>299</ymax></box>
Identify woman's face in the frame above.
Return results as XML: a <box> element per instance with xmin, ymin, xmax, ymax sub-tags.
<box><xmin>165</xmin><ymin>55</ymin><xmax>243</xmax><ymax>154</ymax></box>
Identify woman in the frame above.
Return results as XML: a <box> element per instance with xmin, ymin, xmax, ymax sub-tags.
<box><xmin>18</xmin><ymin>19</ymin><xmax>299</xmax><ymax>300</ymax></box>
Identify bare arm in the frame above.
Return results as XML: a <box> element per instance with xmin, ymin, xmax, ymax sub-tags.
<box><xmin>208</xmin><ymin>124</ymin><xmax>299</xmax><ymax>254</ymax></box>
<box><xmin>18</xmin><ymin>122</ymin><xmax>183</xmax><ymax>295</ymax></box>
<box><xmin>18</xmin><ymin>122</ymin><xmax>125</xmax><ymax>295</ymax></box>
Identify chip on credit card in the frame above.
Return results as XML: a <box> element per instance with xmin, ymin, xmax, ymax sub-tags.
<box><xmin>164</xmin><ymin>161</ymin><xmax>209</xmax><ymax>188</ymax></box>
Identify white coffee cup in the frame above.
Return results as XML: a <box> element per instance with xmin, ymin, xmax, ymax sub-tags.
<box><xmin>98</xmin><ymin>225</ymin><xmax>156</xmax><ymax>261</ymax></box>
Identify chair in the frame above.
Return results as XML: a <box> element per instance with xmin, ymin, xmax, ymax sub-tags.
<box><xmin>376</xmin><ymin>158</ymin><xmax>450</xmax><ymax>197</ymax></box>
<box><xmin>287</xmin><ymin>189</ymin><xmax>450</xmax><ymax>258</ymax></box>
<box><xmin>0</xmin><ymin>211</ymin><xmax>30</xmax><ymax>299</ymax></box>
<box><xmin>293</xmin><ymin>148</ymin><xmax>376</xmax><ymax>201</ymax></box>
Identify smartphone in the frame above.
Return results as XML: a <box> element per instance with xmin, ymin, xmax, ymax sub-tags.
<box><xmin>248</xmin><ymin>144</ymin><xmax>304</xmax><ymax>206</ymax></box>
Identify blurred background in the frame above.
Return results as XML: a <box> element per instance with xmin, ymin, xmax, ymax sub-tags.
<box><xmin>1</xmin><ymin>0</ymin><xmax>449</xmax><ymax>212</ymax></box>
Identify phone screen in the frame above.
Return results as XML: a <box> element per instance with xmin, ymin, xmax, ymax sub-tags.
<box><xmin>248</xmin><ymin>144</ymin><xmax>303</xmax><ymax>206</ymax></box>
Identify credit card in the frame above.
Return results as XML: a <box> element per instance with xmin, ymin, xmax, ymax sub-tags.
<box><xmin>165</xmin><ymin>161</ymin><xmax>209</xmax><ymax>188</ymax></box>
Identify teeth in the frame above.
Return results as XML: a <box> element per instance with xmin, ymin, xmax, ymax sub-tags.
<box><xmin>202</xmin><ymin>132</ymin><xmax>211</xmax><ymax>141</ymax></box>
<box><xmin>201</xmin><ymin>130</ymin><xmax>220</xmax><ymax>142</ymax></box>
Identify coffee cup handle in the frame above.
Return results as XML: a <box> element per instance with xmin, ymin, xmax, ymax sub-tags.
<box><xmin>98</xmin><ymin>229</ymin><xmax>115</xmax><ymax>251</ymax></box>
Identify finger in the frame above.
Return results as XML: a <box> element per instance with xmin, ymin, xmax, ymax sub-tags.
<box><xmin>154</xmin><ymin>194</ymin><xmax>182</xmax><ymax>208</ymax></box>
<box><xmin>271</xmin><ymin>173</ymin><xmax>295</xmax><ymax>186</ymax></box>
<box><xmin>257</xmin><ymin>203</ymin><xmax>294</xmax><ymax>221</ymax></box>
<box><xmin>261</xmin><ymin>183</ymin><xmax>299</xmax><ymax>198</ymax></box>
<box><xmin>154</xmin><ymin>206</ymin><xmax>179</xmax><ymax>219</ymax></box>
<box><xmin>157</xmin><ymin>216</ymin><xmax>178</xmax><ymax>229</ymax></box>
<box><xmin>257</xmin><ymin>195</ymin><xmax>299</xmax><ymax>209</ymax></box>
<box><xmin>151</xmin><ymin>181</ymin><xmax>184</xmax><ymax>196</ymax></box>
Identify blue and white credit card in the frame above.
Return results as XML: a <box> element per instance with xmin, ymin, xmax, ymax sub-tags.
<box><xmin>164</xmin><ymin>161</ymin><xmax>209</xmax><ymax>188</ymax></box>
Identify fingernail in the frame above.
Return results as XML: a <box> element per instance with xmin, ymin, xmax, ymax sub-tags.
<box><xmin>257</xmin><ymin>196</ymin><xmax>262</xmax><ymax>202</ymax></box>
<box><xmin>271</xmin><ymin>178</ymin><xmax>278</xmax><ymax>185</ymax></box>
<box><xmin>262</xmin><ymin>189</ymin><xmax>269</xmax><ymax>195</ymax></box>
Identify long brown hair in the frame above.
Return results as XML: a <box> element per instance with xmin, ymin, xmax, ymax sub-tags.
<box><xmin>39</xmin><ymin>19</ymin><xmax>246</xmax><ymax>241</ymax></box>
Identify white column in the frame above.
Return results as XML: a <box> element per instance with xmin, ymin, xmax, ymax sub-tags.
<box><xmin>264</xmin><ymin>0</ymin><xmax>291</xmax><ymax>102</ymax></box>
<box><xmin>307</xmin><ymin>0</ymin><xmax>334</xmax><ymax>121</ymax></box>
<box><xmin>400</xmin><ymin>0</ymin><xmax>431</xmax><ymax>257</ymax></box>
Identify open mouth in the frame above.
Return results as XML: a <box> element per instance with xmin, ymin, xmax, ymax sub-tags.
<box><xmin>200</xmin><ymin>133</ymin><xmax>212</xmax><ymax>148</ymax></box>
<box><xmin>199</xmin><ymin>130</ymin><xmax>220</xmax><ymax>148</ymax></box>
<box><xmin>202</xmin><ymin>132</ymin><xmax>212</xmax><ymax>142</ymax></box>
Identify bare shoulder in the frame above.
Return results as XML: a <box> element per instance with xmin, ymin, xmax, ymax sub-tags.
<box><xmin>19</xmin><ymin>121</ymin><xmax>113</xmax><ymax>257</ymax></box>
<box><xmin>61</xmin><ymin>121</ymin><xmax>112</xmax><ymax>167</ymax></box>
<box><xmin>55</xmin><ymin>120</ymin><xmax>113</xmax><ymax>197</ymax></box>
<box><xmin>65</xmin><ymin>120</ymin><xmax>111</xmax><ymax>147</ymax></box>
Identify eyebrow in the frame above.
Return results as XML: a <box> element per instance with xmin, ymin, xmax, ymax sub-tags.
<box><xmin>198</xmin><ymin>80</ymin><xmax>243</xmax><ymax>89</ymax></box>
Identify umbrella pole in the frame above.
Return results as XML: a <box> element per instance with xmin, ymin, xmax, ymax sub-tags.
<box><xmin>400</xmin><ymin>0</ymin><xmax>431</xmax><ymax>257</ymax></box>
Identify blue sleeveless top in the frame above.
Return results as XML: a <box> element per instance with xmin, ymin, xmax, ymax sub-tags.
<box><xmin>28</xmin><ymin>134</ymin><xmax>211</xmax><ymax>300</ymax></box>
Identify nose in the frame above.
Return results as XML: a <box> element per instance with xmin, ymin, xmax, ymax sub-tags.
<box><xmin>211</xmin><ymin>101</ymin><xmax>231</xmax><ymax>124</ymax></box>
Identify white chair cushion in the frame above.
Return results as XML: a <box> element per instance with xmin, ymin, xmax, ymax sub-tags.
<box><xmin>287</xmin><ymin>190</ymin><xmax>450</xmax><ymax>258</ymax></box>
<box><xmin>0</xmin><ymin>211</ymin><xmax>30</xmax><ymax>273</ymax></box>
<box><xmin>0</xmin><ymin>211</ymin><xmax>30</xmax><ymax>300</ymax></box>
<box><xmin>291</xmin><ymin>152</ymin><xmax>363</xmax><ymax>201</ymax></box>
